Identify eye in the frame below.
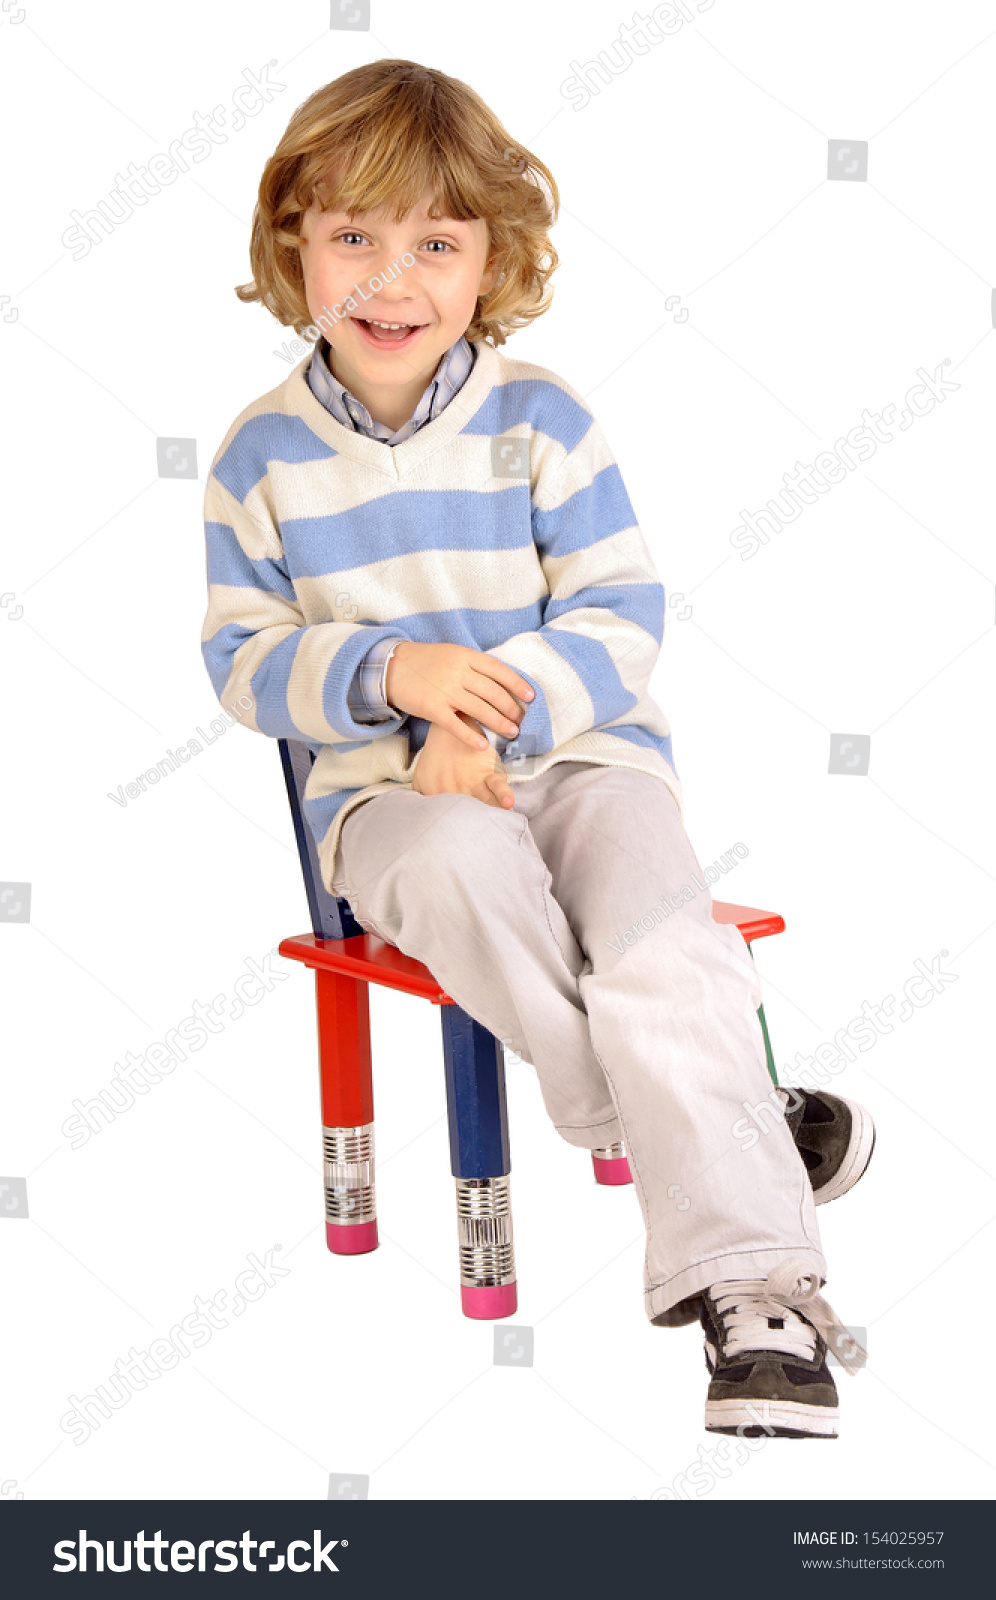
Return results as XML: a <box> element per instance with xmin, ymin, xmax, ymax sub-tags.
<box><xmin>331</xmin><ymin>232</ymin><xmax>455</xmax><ymax>252</ymax></box>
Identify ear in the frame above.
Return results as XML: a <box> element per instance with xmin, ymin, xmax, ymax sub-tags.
<box><xmin>479</xmin><ymin>256</ymin><xmax>500</xmax><ymax>299</ymax></box>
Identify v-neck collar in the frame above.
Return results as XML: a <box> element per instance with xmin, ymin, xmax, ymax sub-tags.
<box><xmin>285</xmin><ymin>337</ymin><xmax>500</xmax><ymax>480</ymax></box>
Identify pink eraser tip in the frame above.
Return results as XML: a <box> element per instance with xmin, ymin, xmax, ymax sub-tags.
<box><xmin>592</xmin><ymin>1154</ymin><xmax>633</xmax><ymax>1186</ymax></box>
<box><xmin>326</xmin><ymin>1220</ymin><xmax>379</xmax><ymax>1254</ymax></box>
<box><xmin>461</xmin><ymin>1282</ymin><xmax>518</xmax><ymax>1320</ymax></box>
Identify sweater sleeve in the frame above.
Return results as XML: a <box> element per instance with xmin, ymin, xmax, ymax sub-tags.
<box><xmin>486</xmin><ymin>413</ymin><xmax>664</xmax><ymax>760</ymax></box>
<box><xmin>201</xmin><ymin>469</ymin><xmax>410</xmax><ymax>745</ymax></box>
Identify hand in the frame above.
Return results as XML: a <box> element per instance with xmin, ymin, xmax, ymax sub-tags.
<box><xmin>386</xmin><ymin>640</ymin><xmax>534</xmax><ymax>752</ymax></box>
<box><xmin>411</xmin><ymin>714</ymin><xmax>515</xmax><ymax>808</ymax></box>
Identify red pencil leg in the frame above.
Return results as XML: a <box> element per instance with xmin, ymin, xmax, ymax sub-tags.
<box><xmin>315</xmin><ymin>967</ymin><xmax>378</xmax><ymax>1254</ymax></box>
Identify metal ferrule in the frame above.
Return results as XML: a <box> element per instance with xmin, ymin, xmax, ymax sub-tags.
<box><xmin>592</xmin><ymin>1141</ymin><xmax>627</xmax><ymax>1161</ymax></box>
<box><xmin>455</xmin><ymin>1176</ymin><xmax>515</xmax><ymax>1287</ymax></box>
<box><xmin>323</xmin><ymin>1123</ymin><xmax>375</xmax><ymax>1225</ymax></box>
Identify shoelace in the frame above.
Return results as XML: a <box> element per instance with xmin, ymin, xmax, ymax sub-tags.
<box><xmin>709</xmin><ymin>1258</ymin><xmax>867</xmax><ymax>1378</ymax></box>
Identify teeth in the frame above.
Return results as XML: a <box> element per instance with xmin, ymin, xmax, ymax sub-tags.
<box><xmin>368</xmin><ymin>320</ymin><xmax>410</xmax><ymax>329</ymax></box>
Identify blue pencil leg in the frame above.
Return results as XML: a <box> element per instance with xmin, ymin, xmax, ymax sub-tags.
<box><xmin>440</xmin><ymin>1003</ymin><xmax>517</xmax><ymax>1320</ymax></box>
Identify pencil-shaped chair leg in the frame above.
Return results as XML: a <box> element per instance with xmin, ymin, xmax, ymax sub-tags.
<box><xmin>591</xmin><ymin>1142</ymin><xmax>633</xmax><ymax>1185</ymax></box>
<box><xmin>440</xmin><ymin>1004</ymin><xmax>517</xmax><ymax>1320</ymax></box>
<box><xmin>745</xmin><ymin>941</ymin><xmax>779</xmax><ymax>1086</ymax></box>
<box><xmin>315</xmin><ymin>967</ymin><xmax>378</xmax><ymax>1254</ymax></box>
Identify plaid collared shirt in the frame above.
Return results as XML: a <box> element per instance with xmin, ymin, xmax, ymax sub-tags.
<box><xmin>307</xmin><ymin>332</ymin><xmax>476</xmax><ymax>446</ymax></box>
<box><xmin>305</xmin><ymin>335</ymin><xmax>505</xmax><ymax>742</ymax></box>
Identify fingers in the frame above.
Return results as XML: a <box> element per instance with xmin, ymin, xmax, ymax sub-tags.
<box><xmin>390</xmin><ymin>644</ymin><xmax>534</xmax><ymax>741</ymax></box>
<box><xmin>388</xmin><ymin>644</ymin><xmax>466</xmax><ymax>727</ymax></box>
<box><xmin>472</xmin><ymin>650</ymin><xmax>535</xmax><ymax>710</ymax></box>
<box><xmin>466</xmin><ymin>669</ymin><xmax>527</xmax><ymax>729</ymax></box>
<box><xmin>452</xmin><ymin>717</ymin><xmax>490</xmax><ymax>749</ymax></box>
<box><xmin>483</xmin><ymin>771</ymin><xmax>514</xmax><ymax>809</ymax></box>
<box><xmin>459</xmin><ymin>687</ymin><xmax>523</xmax><ymax>740</ymax></box>
<box><xmin>442</xmin><ymin>709</ymin><xmax>490</xmax><ymax>749</ymax></box>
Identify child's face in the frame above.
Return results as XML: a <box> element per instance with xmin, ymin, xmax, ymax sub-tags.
<box><xmin>298</xmin><ymin>185</ymin><xmax>496</xmax><ymax>429</ymax></box>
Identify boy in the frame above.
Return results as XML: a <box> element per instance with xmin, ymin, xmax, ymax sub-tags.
<box><xmin>202</xmin><ymin>59</ymin><xmax>871</xmax><ymax>1435</ymax></box>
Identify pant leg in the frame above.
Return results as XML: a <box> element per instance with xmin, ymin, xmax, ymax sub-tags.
<box><xmin>519</xmin><ymin>762</ymin><xmax>826</xmax><ymax>1321</ymax></box>
<box><xmin>330</xmin><ymin>764</ymin><xmax>826</xmax><ymax>1321</ymax></box>
<box><xmin>330</xmin><ymin>774</ymin><xmax>623</xmax><ymax>1144</ymax></box>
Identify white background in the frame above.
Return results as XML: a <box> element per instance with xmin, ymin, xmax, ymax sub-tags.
<box><xmin>1</xmin><ymin>0</ymin><xmax>994</xmax><ymax>1502</ymax></box>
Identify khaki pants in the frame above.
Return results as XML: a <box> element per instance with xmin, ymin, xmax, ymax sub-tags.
<box><xmin>331</xmin><ymin>760</ymin><xmax>826</xmax><ymax>1320</ymax></box>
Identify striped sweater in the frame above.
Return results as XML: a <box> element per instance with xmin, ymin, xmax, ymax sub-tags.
<box><xmin>201</xmin><ymin>337</ymin><xmax>683</xmax><ymax>896</ymax></box>
<box><xmin>311</xmin><ymin>332</ymin><xmax>482</xmax><ymax>736</ymax></box>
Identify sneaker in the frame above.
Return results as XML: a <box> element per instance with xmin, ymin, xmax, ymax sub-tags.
<box><xmin>701</xmin><ymin>1280</ymin><xmax>839</xmax><ymax>1438</ymax></box>
<box><xmin>780</xmin><ymin>1087</ymin><xmax>876</xmax><ymax>1205</ymax></box>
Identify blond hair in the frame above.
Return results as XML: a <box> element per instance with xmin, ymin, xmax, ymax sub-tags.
<box><xmin>236</xmin><ymin>59</ymin><xmax>560</xmax><ymax>346</ymax></box>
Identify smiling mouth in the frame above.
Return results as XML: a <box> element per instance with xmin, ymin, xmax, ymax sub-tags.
<box><xmin>352</xmin><ymin>317</ymin><xmax>427</xmax><ymax>346</ymax></box>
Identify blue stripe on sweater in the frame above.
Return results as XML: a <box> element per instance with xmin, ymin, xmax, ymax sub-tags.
<box><xmin>303</xmin><ymin>785</ymin><xmax>363</xmax><ymax>846</ymax></box>
<box><xmin>601</xmin><ymin>722</ymin><xmax>678</xmax><ymax>775</ymax></box>
<box><xmin>202</xmin><ymin>622</ymin><xmax>250</xmax><ymax>702</ymax></box>
<box><xmin>460</xmin><ymin>378</ymin><xmax>595</xmax><ymax>455</ymax></box>
<box><xmin>279</xmin><ymin>463</ymin><xmax>639</xmax><ymax>578</ymax></box>
<box><xmin>532</xmin><ymin>464</ymin><xmax>637</xmax><ymax>558</ymax></box>
<box><xmin>213</xmin><ymin>414</ymin><xmax>335</xmax><ymax>505</ymax></box>
<box><xmin>543</xmin><ymin>581</ymin><xmax>664</xmax><ymax>644</ymax></box>
<box><xmin>533</xmin><ymin>628</ymin><xmax>637</xmax><ymax>725</ymax></box>
<box><xmin>204</xmin><ymin>521</ymin><xmax>297</xmax><ymax>598</ymax></box>
<box><xmin>281</xmin><ymin>484</ymin><xmax>531</xmax><ymax>578</ymax></box>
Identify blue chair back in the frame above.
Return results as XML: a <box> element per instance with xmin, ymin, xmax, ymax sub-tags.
<box><xmin>278</xmin><ymin>738</ymin><xmax>366</xmax><ymax>942</ymax></box>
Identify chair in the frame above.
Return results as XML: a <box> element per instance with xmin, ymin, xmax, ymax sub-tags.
<box><xmin>276</xmin><ymin>738</ymin><xmax>784</xmax><ymax>1321</ymax></box>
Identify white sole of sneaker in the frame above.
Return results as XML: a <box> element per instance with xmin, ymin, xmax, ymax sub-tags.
<box><xmin>814</xmin><ymin>1097</ymin><xmax>876</xmax><ymax>1206</ymax></box>
<box><xmin>704</xmin><ymin>1398</ymin><xmax>839</xmax><ymax>1438</ymax></box>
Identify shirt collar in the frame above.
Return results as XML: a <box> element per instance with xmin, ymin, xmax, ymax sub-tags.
<box><xmin>307</xmin><ymin>333</ymin><xmax>477</xmax><ymax>446</ymax></box>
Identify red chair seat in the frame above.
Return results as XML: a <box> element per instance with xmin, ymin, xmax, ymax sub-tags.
<box><xmin>278</xmin><ymin>901</ymin><xmax>784</xmax><ymax>1002</ymax></box>
<box><xmin>279</xmin><ymin>931</ymin><xmax>454</xmax><ymax>1003</ymax></box>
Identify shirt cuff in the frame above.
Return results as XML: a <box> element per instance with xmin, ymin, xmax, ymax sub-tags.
<box><xmin>379</xmin><ymin>639</ymin><xmax>402</xmax><ymax>710</ymax></box>
<box><xmin>347</xmin><ymin>636</ymin><xmax>408</xmax><ymax>725</ymax></box>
